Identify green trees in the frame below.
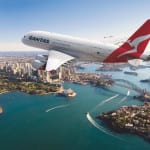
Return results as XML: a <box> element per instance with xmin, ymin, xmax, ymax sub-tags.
<box><xmin>0</xmin><ymin>79</ymin><xmax>60</xmax><ymax>95</ymax></box>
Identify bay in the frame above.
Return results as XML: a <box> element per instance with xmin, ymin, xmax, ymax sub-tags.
<box><xmin>0</xmin><ymin>63</ymin><xmax>150</xmax><ymax>150</ymax></box>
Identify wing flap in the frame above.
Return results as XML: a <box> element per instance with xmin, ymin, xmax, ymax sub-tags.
<box><xmin>46</xmin><ymin>50</ymin><xmax>74</xmax><ymax>71</ymax></box>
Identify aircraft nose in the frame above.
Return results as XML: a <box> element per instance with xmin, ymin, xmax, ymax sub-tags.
<box><xmin>21</xmin><ymin>35</ymin><xmax>27</xmax><ymax>44</ymax></box>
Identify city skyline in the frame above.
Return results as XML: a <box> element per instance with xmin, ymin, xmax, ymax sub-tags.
<box><xmin>0</xmin><ymin>0</ymin><xmax>149</xmax><ymax>50</ymax></box>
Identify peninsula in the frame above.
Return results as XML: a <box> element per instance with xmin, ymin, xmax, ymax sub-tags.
<box><xmin>0</xmin><ymin>78</ymin><xmax>61</xmax><ymax>95</ymax></box>
<box><xmin>97</xmin><ymin>102</ymin><xmax>150</xmax><ymax>143</ymax></box>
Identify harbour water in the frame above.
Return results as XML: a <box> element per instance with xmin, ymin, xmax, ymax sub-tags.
<box><xmin>0</xmin><ymin>63</ymin><xmax>150</xmax><ymax>150</ymax></box>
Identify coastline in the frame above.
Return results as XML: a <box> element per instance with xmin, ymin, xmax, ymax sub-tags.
<box><xmin>97</xmin><ymin>102</ymin><xmax>150</xmax><ymax>143</ymax></box>
<box><xmin>0</xmin><ymin>79</ymin><xmax>62</xmax><ymax>95</ymax></box>
<box><xmin>0</xmin><ymin>90</ymin><xmax>9</xmax><ymax>95</ymax></box>
<box><xmin>0</xmin><ymin>90</ymin><xmax>61</xmax><ymax>96</ymax></box>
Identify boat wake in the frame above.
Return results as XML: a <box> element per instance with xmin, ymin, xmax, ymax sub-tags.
<box><xmin>90</xmin><ymin>94</ymin><xmax>119</xmax><ymax>113</ymax></box>
<box><xmin>119</xmin><ymin>96</ymin><xmax>127</xmax><ymax>103</ymax></box>
<box><xmin>86</xmin><ymin>112</ymin><xmax>103</xmax><ymax>131</ymax></box>
<box><xmin>86</xmin><ymin>112</ymin><xmax>125</xmax><ymax>141</ymax></box>
<box><xmin>119</xmin><ymin>90</ymin><xmax>130</xmax><ymax>104</ymax></box>
<box><xmin>45</xmin><ymin>104</ymin><xmax>69</xmax><ymax>112</ymax></box>
<box><xmin>98</xmin><ymin>94</ymin><xmax>119</xmax><ymax>107</ymax></box>
<box><xmin>102</xmin><ymin>94</ymin><xmax>119</xmax><ymax>103</ymax></box>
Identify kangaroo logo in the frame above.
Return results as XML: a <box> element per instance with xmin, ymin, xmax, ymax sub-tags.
<box><xmin>117</xmin><ymin>34</ymin><xmax>150</xmax><ymax>58</ymax></box>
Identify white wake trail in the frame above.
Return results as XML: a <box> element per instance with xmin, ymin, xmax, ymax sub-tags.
<box><xmin>119</xmin><ymin>90</ymin><xmax>130</xmax><ymax>104</ymax></box>
<box><xmin>45</xmin><ymin>104</ymin><xmax>69</xmax><ymax>112</ymax></box>
<box><xmin>86</xmin><ymin>112</ymin><xmax>124</xmax><ymax>141</ymax></box>
<box><xmin>90</xmin><ymin>94</ymin><xmax>119</xmax><ymax>113</ymax></box>
<box><xmin>102</xmin><ymin>94</ymin><xmax>119</xmax><ymax>103</ymax></box>
<box><xmin>98</xmin><ymin>94</ymin><xmax>119</xmax><ymax>107</ymax></box>
<box><xmin>119</xmin><ymin>96</ymin><xmax>127</xmax><ymax>103</ymax></box>
<box><xmin>86</xmin><ymin>112</ymin><xmax>103</xmax><ymax>131</ymax></box>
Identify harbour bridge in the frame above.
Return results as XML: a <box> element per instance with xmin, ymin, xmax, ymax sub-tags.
<box><xmin>113</xmin><ymin>79</ymin><xmax>149</xmax><ymax>95</ymax></box>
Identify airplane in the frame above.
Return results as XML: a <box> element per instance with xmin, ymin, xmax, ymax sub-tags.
<box><xmin>22</xmin><ymin>19</ymin><xmax>150</xmax><ymax>72</ymax></box>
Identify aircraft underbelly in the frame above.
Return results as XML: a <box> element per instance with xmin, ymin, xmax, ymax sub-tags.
<box><xmin>69</xmin><ymin>44</ymin><xmax>113</xmax><ymax>62</ymax></box>
<box><xmin>52</xmin><ymin>46</ymin><xmax>110</xmax><ymax>62</ymax></box>
<box><xmin>49</xmin><ymin>39</ymin><xmax>115</xmax><ymax>62</ymax></box>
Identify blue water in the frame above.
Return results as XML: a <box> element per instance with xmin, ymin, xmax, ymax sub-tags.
<box><xmin>0</xmin><ymin>64</ymin><xmax>150</xmax><ymax>150</ymax></box>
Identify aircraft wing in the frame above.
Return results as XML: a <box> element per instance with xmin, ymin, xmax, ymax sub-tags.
<box><xmin>45</xmin><ymin>50</ymin><xmax>74</xmax><ymax>71</ymax></box>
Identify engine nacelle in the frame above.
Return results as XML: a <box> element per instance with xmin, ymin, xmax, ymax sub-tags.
<box><xmin>36</xmin><ymin>54</ymin><xmax>48</xmax><ymax>61</ymax></box>
<box><xmin>32</xmin><ymin>60</ymin><xmax>46</xmax><ymax>70</ymax></box>
<box><xmin>32</xmin><ymin>54</ymin><xmax>48</xmax><ymax>70</ymax></box>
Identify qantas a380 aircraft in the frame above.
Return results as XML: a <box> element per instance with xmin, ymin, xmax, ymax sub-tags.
<box><xmin>22</xmin><ymin>19</ymin><xmax>150</xmax><ymax>72</ymax></box>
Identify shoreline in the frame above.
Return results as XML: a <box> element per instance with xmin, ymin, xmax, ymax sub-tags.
<box><xmin>97</xmin><ymin>102</ymin><xmax>150</xmax><ymax>143</ymax></box>
<box><xmin>0</xmin><ymin>79</ymin><xmax>62</xmax><ymax>96</ymax></box>
<box><xmin>0</xmin><ymin>89</ymin><xmax>61</xmax><ymax>96</ymax></box>
<box><xmin>0</xmin><ymin>85</ymin><xmax>64</xmax><ymax>96</ymax></box>
<box><xmin>0</xmin><ymin>91</ymin><xmax>9</xmax><ymax>95</ymax></box>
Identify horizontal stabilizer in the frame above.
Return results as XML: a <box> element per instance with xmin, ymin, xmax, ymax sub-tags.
<box><xmin>128</xmin><ymin>59</ymin><xmax>143</xmax><ymax>67</ymax></box>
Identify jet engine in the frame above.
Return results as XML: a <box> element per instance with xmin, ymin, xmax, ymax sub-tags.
<box><xmin>32</xmin><ymin>54</ymin><xmax>48</xmax><ymax>70</ymax></box>
<box><xmin>35</xmin><ymin>54</ymin><xmax>48</xmax><ymax>61</ymax></box>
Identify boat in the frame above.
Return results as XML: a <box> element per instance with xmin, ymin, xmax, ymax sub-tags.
<box><xmin>124</xmin><ymin>71</ymin><xmax>138</xmax><ymax>76</ymax></box>
<box><xmin>85</xmin><ymin>112</ymin><xmax>89</xmax><ymax>115</ymax></box>
<box><xmin>140</xmin><ymin>79</ymin><xmax>150</xmax><ymax>83</ymax></box>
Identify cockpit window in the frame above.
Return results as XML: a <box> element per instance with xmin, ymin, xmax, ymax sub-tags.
<box><xmin>28</xmin><ymin>35</ymin><xmax>49</xmax><ymax>44</ymax></box>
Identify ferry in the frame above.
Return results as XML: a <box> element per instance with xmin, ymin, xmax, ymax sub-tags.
<box><xmin>140</xmin><ymin>79</ymin><xmax>150</xmax><ymax>83</ymax></box>
<box><xmin>124</xmin><ymin>71</ymin><xmax>138</xmax><ymax>76</ymax></box>
<box><xmin>85</xmin><ymin>112</ymin><xmax>89</xmax><ymax>115</ymax></box>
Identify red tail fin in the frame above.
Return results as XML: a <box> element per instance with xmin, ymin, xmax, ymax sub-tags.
<box><xmin>104</xmin><ymin>19</ymin><xmax>150</xmax><ymax>63</ymax></box>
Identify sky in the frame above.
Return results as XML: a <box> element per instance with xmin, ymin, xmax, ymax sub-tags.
<box><xmin>0</xmin><ymin>0</ymin><xmax>149</xmax><ymax>50</ymax></box>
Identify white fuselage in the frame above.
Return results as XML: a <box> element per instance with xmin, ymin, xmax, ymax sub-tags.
<box><xmin>22</xmin><ymin>31</ymin><xmax>117</xmax><ymax>62</ymax></box>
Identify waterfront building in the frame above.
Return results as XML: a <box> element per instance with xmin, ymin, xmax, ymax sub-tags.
<box><xmin>0</xmin><ymin>56</ymin><xmax>75</xmax><ymax>84</ymax></box>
